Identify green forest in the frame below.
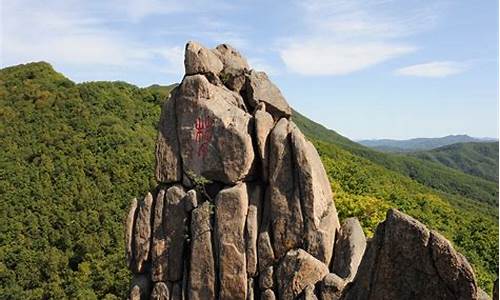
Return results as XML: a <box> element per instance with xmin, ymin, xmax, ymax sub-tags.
<box><xmin>0</xmin><ymin>62</ymin><xmax>498</xmax><ymax>299</ymax></box>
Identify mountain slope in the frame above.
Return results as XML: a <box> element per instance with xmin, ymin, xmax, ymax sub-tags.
<box><xmin>359</xmin><ymin>135</ymin><xmax>494</xmax><ymax>152</ymax></box>
<box><xmin>0</xmin><ymin>62</ymin><xmax>497</xmax><ymax>298</ymax></box>
<box><xmin>0</xmin><ymin>62</ymin><xmax>173</xmax><ymax>299</ymax></box>
<box><xmin>410</xmin><ymin>142</ymin><xmax>499</xmax><ymax>182</ymax></box>
<box><xmin>292</xmin><ymin>111</ymin><xmax>498</xmax><ymax>207</ymax></box>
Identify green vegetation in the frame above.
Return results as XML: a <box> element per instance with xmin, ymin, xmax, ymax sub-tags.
<box><xmin>0</xmin><ymin>62</ymin><xmax>497</xmax><ymax>298</ymax></box>
<box><xmin>0</xmin><ymin>62</ymin><xmax>173</xmax><ymax>299</ymax></box>
<box><xmin>410</xmin><ymin>142</ymin><xmax>499</xmax><ymax>182</ymax></box>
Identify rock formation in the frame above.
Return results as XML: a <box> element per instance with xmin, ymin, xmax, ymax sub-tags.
<box><xmin>125</xmin><ymin>41</ymin><xmax>483</xmax><ymax>299</ymax></box>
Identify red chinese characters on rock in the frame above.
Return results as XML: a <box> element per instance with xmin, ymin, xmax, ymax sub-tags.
<box><xmin>194</xmin><ymin>115</ymin><xmax>213</xmax><ymax>158</ymax></box>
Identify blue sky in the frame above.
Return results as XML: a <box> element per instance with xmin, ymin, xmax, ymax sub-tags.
<box><xmin>1</xmin><ymin>0</ymin><xmax>498</xmax><ymax>140</ymax></box>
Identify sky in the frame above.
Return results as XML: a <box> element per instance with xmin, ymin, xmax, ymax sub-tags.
<box><xmin>1</xmin><ymin>0</ymin><xmax>498</xmax><ymax>140</ymax></box>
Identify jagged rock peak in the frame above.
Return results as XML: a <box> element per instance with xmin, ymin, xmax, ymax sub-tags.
<box><xmin>126</xmin><ymin>41</ymin><xmax>482</xmax><ymax>300</ymax></box>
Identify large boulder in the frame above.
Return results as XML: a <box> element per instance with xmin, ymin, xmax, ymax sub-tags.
<box><xmin>151</xmin><ymin>189</ymin><xmax>166</xmax><ymax>281</ymax></box>
<box><xmin>184</xmin><ymin>41</ymin><xmax>223</xmax><ymax>76</ymax></box>
<box><xmin>132</xmin><ymin>193</ymin><xmax>153</xmax><ymax>274</ymax></box>
<box><xmin>188</xmin><ymin>201</ymin><xmax>216</xmax><ymax>300</ymax></box>
<box><xmin>245</xmin><ymin>70</ymin><xmax>292</xmax><ymax>118</ymax></box>
<box><xmin>175</xmin><ymin>74</ymin><xmax>255</xmax><ymax>184</ymax></box>
<box><xmin>155</xmin><ymin>94</ymin><xmax>182</xmax><ymax>183</ymax></box>
<box><xmin>319</xmin><ymin>273</ymin><xmax>346</xmax><ymax>300</ymax></box>
<box><xmin>268</xmin><ymin>118</ymin><xmax>304</xmax><ymax>259</ymax></box>
<box><xmin>343</xmin><ymin>209</ymin><xmax>478</xmax><ymax>300</ymax></box>
<box><xmin>276</xmin><ymin>249</ymin><xmax>329</xmax><ymax>299</ymax></box>
<box><xmin>150</xmin><ymin>282</ymin><xmax>170</xmax><ymax>300</ymax></box>
<box><xmin>125</xmin><ymin>198</ymin><xmax>138</xmax><ymax>269</ymax></box>
<box><xmin>245</xmin><ymin>183</ymin><xmax>263</xmax><ymax>277</ymax></box>
<box><xmin>215</xmin><ymin>183</ymin><xmax>249</xmax><ymax>299</ymax></box>
<box><xmin>254</xmin><ymin>103</ymin><xmax>274</xmax><ymax>181</ymax></box>
<box><xmin>161</xmin><ymin>185</ymin><xmax>187</xmax><ymax>281</ymax></box>
<box><xmin>214</xmin><ymin>43</ymin><xmax>249</xmax><ymax>75</ymax></box>
<box><xmin>290</xmin><ymin>123</ymin><xmax>339</xmax><ymax>265</ymax></box>
<box><xmin>331</xmin><ymin>217</ymin><xmax>366</xmax><ymax>281</ymax></box>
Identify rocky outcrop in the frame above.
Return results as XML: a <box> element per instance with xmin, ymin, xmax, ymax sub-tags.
<box><xmin>276</xmin><ymin>249</ymin><xmax>329</xmax><ymax>299</ymax></box>
<box><xmin>342</xmin><ymin>209</ymin><xmax>479</xmax><ymax>300</ymax></box>
<box><xmin>125</xmin><ymin>41</ymin><xmax>483</xmax><ymax>300</ymax></box>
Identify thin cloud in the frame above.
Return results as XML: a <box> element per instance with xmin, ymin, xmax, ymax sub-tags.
<box><xmin>396</xmin><ymin>61</ymin><xmax>466</xmax><ymax>78</ymax></box>
<box><xmin>1</xmin><ymin>0</ymin><xmax>240</xmax><ymax>83</ymax></box>
<box><xmin>281</xmin><ymin>42</ymin><xmax>415</xmax><ymax>76</ymax></box>
<box><xmin>279</xmin><ymin>0</ymin><xmax>442</xmax><ymax>76</ymax></box>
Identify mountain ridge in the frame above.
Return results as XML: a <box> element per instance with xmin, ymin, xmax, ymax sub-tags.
<box><xmin>359</xmin><ymin>134</ymin><xmax>497</xmax><ymax>152</ymax></box>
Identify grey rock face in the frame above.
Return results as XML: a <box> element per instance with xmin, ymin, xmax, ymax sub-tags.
<box><xmin>254</xmin><ymin>104</ymin><xmax>274</xmax><ymax>181</ymax></box>
<box><xmin>319</xmin><ymin>273</ymin><xmax>346</xmax><ymax>300</ymax></box>
<box><xmin>302</xmin><ymin>285</ymin><xmax>318</xmax><ymax>300</ymax></box>
<box><xmin>245</xmin><ymin>183</ymin><xmax>262</xmax><ymax>277</ymax></box>
<box><xmin>184</xmin><ymin>189</ymin><xmax>198</xmax><ymax>212</ymax></box>
<box><xmin>151</xmin><ymin>189</ymin><xmax>166</xmax><ymax>282</ymax></box>
<box><xmin>163</xmin><ymin>185</ymin><xmax>187</xmax><ymax>282</ymax></box>
<box><xmin>343</xmin><ymin>209</ymin><xmax>478</xmax><ymax>300</ymax></box>
<box><xmin>430</xmin><ymin>230</ymin><xmax>478</xmax><ymax>298</ymax></box>
<box><xmin>261</xmin><ymin>289</ymin><xmax>276</xmax><ymax>300</ymax></box>
<box><xmin>259</xmin><ymin>266</ymin><xmax>274</xmax><ymax>290</ymax></box>
<box><xmin>188</xmin><ymin>201</ymin><xmax>216</xmax><ymax>300</ymax></box>
<box><xmin>214</xmin><ymin>43</ymin><xmax>249</xmax><ymax>75</ymax></box>
<box><xmin>276</xmin><ymin>249</ymin><xmax>329</xmax><ymax>300</ymax></box>
<box><xmin>246</xmin><ymin>70</ymin><xmax>292</xmax><ymax>118</ymax></box>
<box><xmin>175</xmin><ymin>74</ymin><xmax>255</xmax><ymax>184</ymax></box>
<box><xmin>290</xmin><ymin>123</ymin><xmax>339</xmax><ymax>265</ymax></box>
<box><xmin>331</xmin><ymin>217</ymin><xmax>366</xmax><ymax>281</ymax></box>
<box><xmin>184</xmin><ymin>41</ymin><xmax>223</xmax><ymax>76</ymax></box>
<box><xmin>150</xmin><ymin>282</ymin><xmax>170</xmax><ymax>300</ymax></box>
<box><xmin>215</xmin><ymin>183</ymin><xmax>249</xmax><ymax>299</ymax></box>
<box><xmin>268</xmin><ymin>118</ymin><xmax>304</xmax><ymax>259</ymax></box>
<box><xmin>155</xmin><ymin>94</ymin><xmax>182</xmax><ymax>183</ymax></box>
<box><xmin>125</xmin><ymin>198</ymin><xmax>138</xmax><ymax>269</ymax></box>
<box><xmin>257</xmin><ymin>226</ymin><xmax>275</xmax><ymax>272</ymax></box>
<box><xmin>132</xmin><ymin>193</ymin><xmax>153</xmax><ymax>274</ymax></box>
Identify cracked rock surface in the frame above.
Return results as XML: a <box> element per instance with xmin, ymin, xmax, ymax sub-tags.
<box><xmin>125</xmin><ymin>41</ymin><xmax>480</xmax><ymax>300</ymax></box>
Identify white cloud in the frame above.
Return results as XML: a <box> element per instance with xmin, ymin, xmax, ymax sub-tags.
<box><xmin>281</xmin><ymin>42</ymin><xmax>415</xmax><ymax>75</ymax></box>
<box><xmin>0</xmin><ymin>0</ymin><xmax>242</xmax><ymax>83</ymax></box>
<box><xmin>1</xmin><ymin>1</ymin><xmax>184</xmax><ymax>73</ymax></box>
<box><xmin>279</xmin><ymin>0</ymin><xmax>441</xmax><ymax>76</ymax></box>
<box><xmin>395</xmin><ymin>61</ymin><xmax>466</xmax><ymax>78</ymax></box>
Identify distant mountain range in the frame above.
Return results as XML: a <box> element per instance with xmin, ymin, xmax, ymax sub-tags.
<box><xmin>358</xmin><ymin>135</ymin><xmax>498</xmax><ymax>152</ymax></box>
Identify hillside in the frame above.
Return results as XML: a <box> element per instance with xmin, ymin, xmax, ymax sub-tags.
<box><xmin>359</xmin><ymin>134</ymin><xmax>494</xmax><ymax>152</ymax></box>
<box><xmin>0</xmin><ymin>62</ymin><xmax>497</xmax><ymax>298</ymax></box>
<box><xmin>0</xmin><ymin>62</ymin><xmax>171</xmax><ymax>299</ymax></box>
<box><xmin>410</xmin><ymin>142</ymin><xmax>499</xmax><ymax>182</ymax></box>
<box><xmin>293</xmin><ymin>111</ymin><xmax>499</xmax><ymax>207</ymax></box>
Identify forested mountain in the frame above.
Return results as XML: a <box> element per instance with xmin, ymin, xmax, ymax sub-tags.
<box><xmin>0</xmin><ymin>62</ymin><xmax>497</xmax><ymax>299</ymax></box>
<box><xmin>359</xmin><ymin>135</ymin><xmax>495</xmax><ymax>152</ymax></box>
<box><xmin>409</xmin><ymin>142</ymin><xmax>499</xmax><ymax>182</ymax></box>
